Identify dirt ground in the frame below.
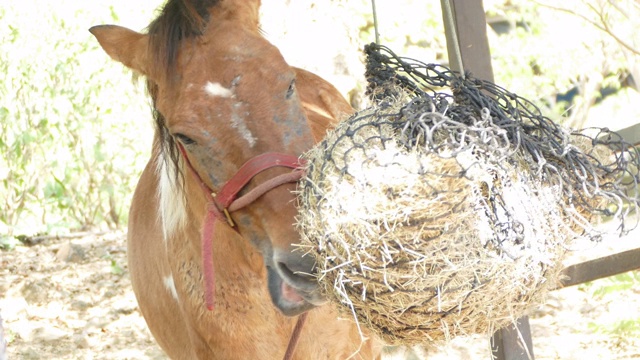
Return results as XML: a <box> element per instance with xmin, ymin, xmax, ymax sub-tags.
<box><xmin>1</xmin><ymin>229</ymin><xmax>639</xmax><ymax>360</ymax></box>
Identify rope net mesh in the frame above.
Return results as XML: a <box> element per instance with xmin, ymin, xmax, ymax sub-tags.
<box><xmin>296</xmin><ymin>43</ymin><xmax>640</xmax><ymax>345</ymax></box>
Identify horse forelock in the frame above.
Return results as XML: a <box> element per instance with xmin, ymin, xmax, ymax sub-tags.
<box><xmin>146</xmin><ymin>0</ymin><xmax>219</xmax><ymax>82</ymax></box>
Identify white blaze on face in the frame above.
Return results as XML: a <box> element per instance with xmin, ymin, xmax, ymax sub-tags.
<box><xmin>163</xmin><ymin>274</ymin><xmax>179</xmax><ymax>302</ymax></box>
<box><xmin>231</xmin><ymin>102</ymin><xmax>257</xmax><ymax>147</ymax></box>
<box><xmin>204</xmin><ymin>81</ymin><xmax>233</xmax><ymax>98</ymax></box>
<box><xmin>203</xmin><ymin>78</ymin><xmax>256</xmax><ymax>147</ymax></box>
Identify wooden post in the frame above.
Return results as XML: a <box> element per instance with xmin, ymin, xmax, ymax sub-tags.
<box><xmin>440</xmin><ymin>1</ymin><xmax>534</xmax><ymax>359</ymax></box>
<box><xmin>441</xmin><ymin>0</ymin><xmax>494</xmax><ymax>82</ymax></box>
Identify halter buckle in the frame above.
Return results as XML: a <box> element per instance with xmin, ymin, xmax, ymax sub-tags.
<box><xmin>222</xmin><ymin>208</ymin><xmax>235</xmax><ymax>228</ymax></box>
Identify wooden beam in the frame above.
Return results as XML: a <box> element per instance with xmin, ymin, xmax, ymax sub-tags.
<box><xmin>558</xmin><ymin>247</ymin><xmax>640</xmax><ymax>288</ymax></box>
<box><xmin>441</xmin><ymin>1</ymin><xmax>534</xmax><ymax>358</ymax></box>
<box><xmin>616</xmin><ymin>122</ymin><xmax>640</xmax><ymax>146</ymax></box>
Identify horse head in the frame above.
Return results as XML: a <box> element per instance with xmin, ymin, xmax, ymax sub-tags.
<box><xmin>90</xmin><ymin>0</ymin><xmax>322</xmax><ymax>316</ymax></box>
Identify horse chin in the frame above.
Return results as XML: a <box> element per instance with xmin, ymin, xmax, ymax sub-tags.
<box><xmin>266</xmin><ymin>266</ymin><xmax>323</xmax><ymax>316</ymax></box>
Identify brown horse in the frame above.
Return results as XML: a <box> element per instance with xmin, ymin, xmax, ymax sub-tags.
<box><xmin>90</xmin><ymin>0</ymin><xmax>381</xmax><ymax>359</ymax></box>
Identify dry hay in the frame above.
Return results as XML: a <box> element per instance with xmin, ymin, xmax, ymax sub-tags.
<box><xmin>295</xmin><ymin>44</ymin><xmax>640</xmax><ymax>346</ymax></box>
<box><xmin>297</xmin><ymin>99</ymin><xmax>567</xmax><ymax>345</ymax></box>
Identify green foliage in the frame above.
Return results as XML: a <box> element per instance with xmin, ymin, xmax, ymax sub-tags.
<box><xmin>0</xmin><ymin>235</ymin><xmax>21</xmax><ymax>250</ymax></box>
<box><xmin>580</xmin><ymin>271</ymin><xmax>640</xmax><ymax>337</ymax></box>
<box><xmin>110</xmin><ymin>259</ymin><xmax>125</xmax><ymax>275</ymax></box>
<box><xmin>580</xmin><ymin>271</ymin><xmax>640</xmax><ymax>298</ymax></box>
<box><xmin>3</xmin><ymin>327</ymin><xmax>15</xmax><ymax>345</ymax></box>
<box><xmin>487</xmin><ymin>1</ymin><xmax>637</xmax><ymax>128</ymax></box>
<box><xmin>614</xmin><ymin>318</ymin><xmax>640</xmax><ymax>336</ymax></box>
<box><xmin>588</xmin><ymin>318</ymin><xmax>640</xmax><ymax>337</ymax></box>
<box><xmin>0</xmin><ymin>2</ymin><xmax>158</xmax><ymax>237</ymax></box>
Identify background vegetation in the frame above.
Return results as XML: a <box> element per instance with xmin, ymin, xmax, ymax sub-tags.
<box><xmin>581</xmin><ymin>271</ymin><xmax>640</xmax><ymax>339</ymax></box>
<box><xmin>1</xmin><ymin>0</ymin><xmax>638</xmax><ymax>239</ymax></box>
<box><xmin>0</xmin><ymin>1</ymin><xmax>160</xmax><ymax>243</ymax></box>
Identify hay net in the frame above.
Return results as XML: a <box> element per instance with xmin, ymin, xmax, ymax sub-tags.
<box><xmin>363</xmin><ymin>43</ymin><xmax>640</xmax><ymax>231</ymax></box>
<box><xmin>296</xmin><ymin>43</ymin><xmax>640</xmax><ymax>345</ymax></box>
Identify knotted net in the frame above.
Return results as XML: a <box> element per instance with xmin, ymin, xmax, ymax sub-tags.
<box><xmin>296</xmin><ymin>43</ymin><xmax>640</xmax><ymax>345</ymax></box>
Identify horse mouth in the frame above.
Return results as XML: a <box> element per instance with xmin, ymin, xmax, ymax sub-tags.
<box><xmin>266</xmin><ymin>266</ymin><xmax>324</xmax><ymax>316</ymax></box>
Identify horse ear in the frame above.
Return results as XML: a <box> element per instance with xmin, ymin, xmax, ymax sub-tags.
<box><xmin>89</xmin><ymin>25</ymin><xmax>156</xmax><ymax>80</ymax></box>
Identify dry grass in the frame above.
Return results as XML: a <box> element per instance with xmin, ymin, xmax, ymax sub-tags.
<box><xmin>296</xmin><ymin>95</ymin><xmax>635</xmax><ymax>346</ymax></box>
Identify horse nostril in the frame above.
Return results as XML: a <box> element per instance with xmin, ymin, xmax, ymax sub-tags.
<box><xmin>277</xmin><ymin>261</ymin><xmax>315</xmax><ymax>281</ymax></box>
<box><xmin>276</xmin><ymin>261</ymin><xmax>317</xmax><ymax>292</ymax></box>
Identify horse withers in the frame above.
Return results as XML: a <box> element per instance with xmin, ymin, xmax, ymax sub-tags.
<box><xmin>90</xmin><ymin>0</ymin><xmax>381</xmax><ymax>359</ymax></box>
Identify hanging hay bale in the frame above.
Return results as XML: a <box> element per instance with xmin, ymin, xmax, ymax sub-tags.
<box><xmin>297</xmin><ymin>98</ymin><xmax>569</xmax><ymax>345</ymax></box>
<box><xmin>295</xmin><ymin>44</ymin><xmax>640</xmax><ymax>346</ymax></box>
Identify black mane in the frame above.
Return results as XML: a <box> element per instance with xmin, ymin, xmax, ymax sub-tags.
<box><xmin>147</xmin><ymin>0</ymin><xmax>218</xmax><ymax>77</ymax></box>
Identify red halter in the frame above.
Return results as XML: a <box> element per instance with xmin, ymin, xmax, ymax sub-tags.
<box><xmin>176</xmin><ymin>143</ymin><xmax>305</xmax><ymax>309</ymax></box>
<box><xmin>176</xmin><ymin>143</ymin><xmax>308</xmax><ymax>360</ymax></box>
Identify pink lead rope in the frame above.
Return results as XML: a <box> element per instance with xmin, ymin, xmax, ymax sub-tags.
<box><xmin>175</xmin><ymin>143</ymin><xmax>308</xmax><ymax>360</ymax></box>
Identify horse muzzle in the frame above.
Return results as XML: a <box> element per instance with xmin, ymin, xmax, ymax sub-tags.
<box><xmin>267</xmin><ymin>250</ymin><xmax>325</xmax><ymax>316</ymax></box>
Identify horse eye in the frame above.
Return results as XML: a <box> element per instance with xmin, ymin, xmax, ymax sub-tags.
<box><xmin>175</xmin><ymin>133</ymin><xmax>196</xmax><ymax>145</ymax></box>
<box><xmin>286</xmin><ymin>79</ymin><xmax>296</xmax><ymax>99</ymax></box>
